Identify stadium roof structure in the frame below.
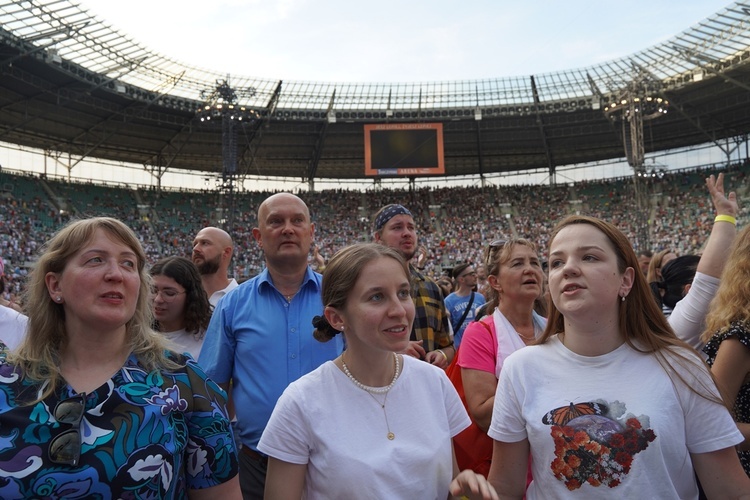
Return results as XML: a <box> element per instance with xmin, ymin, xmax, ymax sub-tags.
<box><xmin>1</xmin><ymin>1</ymin><xmax>750</xmax><ymax>184</ymax></box>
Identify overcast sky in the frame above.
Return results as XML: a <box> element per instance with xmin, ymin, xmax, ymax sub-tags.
<box><xmin>78</xmin><ymin>0</ymin><xmax>734</xmax><ymax>83</ymax></box>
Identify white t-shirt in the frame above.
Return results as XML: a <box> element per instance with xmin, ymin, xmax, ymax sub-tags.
<box><xmin>208</xmin><ymin>278</ymin><xmax>238</xmax><ymax>307</ymax></box>
<box><xmin>258</xmin><ymin>355</ymin><xmax>470</xmax><ymax>500</ymax></box>
<box><xmin>489</xmin><ymin>336</ymin><xmax>742</xmax><ymax>499</ymax></box>
<box><xmin>163</xmin><ymin>328</ymin><xmax>205</xmax><ymax>360</ymax></box>
<box><xmin>0</xmin><ymin>306</ymin><xmax>27</xmax><ymax>350</ymax></box>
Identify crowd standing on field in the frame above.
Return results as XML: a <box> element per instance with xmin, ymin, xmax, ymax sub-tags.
<box><xmin>0</xmin><ymin>163</ymin><xmax>749</xmax><ymax>498</ymax></box>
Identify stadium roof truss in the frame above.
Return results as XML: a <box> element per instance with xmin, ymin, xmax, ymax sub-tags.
<box><xmin>1</xmin><ymin>0</ymin><xmax>750</xmax><ymax>182</ymax></box>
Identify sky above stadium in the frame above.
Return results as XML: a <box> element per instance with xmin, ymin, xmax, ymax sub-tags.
<box><xmin>78</xmin><ymin>0</ymin><xmax>734</xmax><ymax>83</ymax></box>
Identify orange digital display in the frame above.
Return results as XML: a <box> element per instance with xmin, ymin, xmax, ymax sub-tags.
<box><xmin>364</xmin><ymin>123</ymin><xmax>445</xmax><ymax>176</ymax></box>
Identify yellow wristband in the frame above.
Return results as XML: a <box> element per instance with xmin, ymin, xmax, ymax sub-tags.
<box><xmin>437</xmin><ymin>349</ymin><xmax>447</xmax><ymax>361</ymax></box>
<box><xmin>715</xmin><ymin>214</ymin><xmax>737</xmax><ymax>225</ymax></box>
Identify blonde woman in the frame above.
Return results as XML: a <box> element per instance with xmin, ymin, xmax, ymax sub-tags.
<box><xmin>702</xmin><ymin>223</ymin><xmax>750</xmax><ymax>476</ymax></box>
<box><xmin>0</xmin><ymin>217</ymin><xmax>239</xmax><ymax>499</ymax></box>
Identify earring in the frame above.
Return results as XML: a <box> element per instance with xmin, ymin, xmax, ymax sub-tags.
<box><xmin>621</xmin><ymin>295</ymin><xmax>626</xmax><ymax>302</ymax></box>
<box><xmin>340</xmin><ymin>326</ymin><xmax>345</xmax><ymax>331</ymax></box>
<box><xmin>56</xmin><ymin>296</ymin><xmax>62</xmax><ymax>302</ymax></box>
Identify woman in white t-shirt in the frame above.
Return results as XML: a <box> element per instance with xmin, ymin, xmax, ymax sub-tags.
<box><xmin>487</xmin><ymin>215</ymin><xmax>750</xmax><ymax>499</ymax></box>
<box><xmin>259</xmin><ymin>243</ymin><xmax>497</xmax><ymax>500</ymax></box>
<box><xmin>150</xmin><ymin>256</ymin><xmax>212</xmax><ymax>360</ymax></box>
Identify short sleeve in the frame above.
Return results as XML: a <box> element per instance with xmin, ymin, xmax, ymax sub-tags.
<box><xmin>704</xmin><ymin>322</ymin><xmax>750</xmax><ymax>365</ymax></box>
<box><xmin>664</xmin><ymin>348</ymin><xmax>743</xmax><ymax>454</ymax></box>
<box><xmin>198</xmin><ymin>298</ymin><xmax>235</xmax><ymax>383</ymax></box>
<box><xmin>457</xmin><ymin>320</ymin><xmax>496</xmax><ymax>374</ymax></box>
<box><xmin>181</xmin><ymin>358</ymin><xmax>239</xmax><ymax>488</ymax></box>
<box><xmin>257</xmin><ymin>383</ymin><xmax>312</xmax><ymax>465</ymax></box>
<box><xmin>487</xmin><ymin>355</ymin><xmax>528</xmax><ymax>443</ymax></box>
<box><xmin>439</xmin><ymin>368</ymin><xmax>472</xmax><ymax>437</ymax></box>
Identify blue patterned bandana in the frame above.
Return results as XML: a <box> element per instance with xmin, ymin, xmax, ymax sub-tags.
<box><xmin>375</xmin><ymin>204</ymin><xmax>413</xmax><ymax>231</ymax></box>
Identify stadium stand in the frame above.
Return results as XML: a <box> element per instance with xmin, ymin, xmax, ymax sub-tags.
<box><xmin>2</xmin><ymin>159</ymin><xmax>748</xmax><ymax>308</ymax></box>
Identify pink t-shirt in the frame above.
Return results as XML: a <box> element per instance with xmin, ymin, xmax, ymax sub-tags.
<box><xmin>457</xmin><ymin>318</ymin><xmax>497</xmax><ymax>374</ymax></box>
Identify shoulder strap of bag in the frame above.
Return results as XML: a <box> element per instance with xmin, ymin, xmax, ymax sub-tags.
<box><xmin>454</xmin><ymin>291</ymin><xmax>475</xmax><ymax>333</ymax></box>
<box><xmin>477</xmin><ymin>316</ymin><xmax>493</xmax><ymax>335</ymax></box>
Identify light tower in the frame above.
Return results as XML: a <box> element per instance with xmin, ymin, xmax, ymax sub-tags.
<box><xmin>603</xmin><ymin>75</ymin><xmax>669</xmax><ymax>251</ymax></box>
<box><xmin>197</xmin><ymin>78</ymin><xmax>259</xmax><ymax>233</ymax></box>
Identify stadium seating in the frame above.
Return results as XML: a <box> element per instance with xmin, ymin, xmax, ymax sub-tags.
<box><xmin>1</xmin><ymin>160</ymin><xmax>749</xmax><ymax>306</ymax></box>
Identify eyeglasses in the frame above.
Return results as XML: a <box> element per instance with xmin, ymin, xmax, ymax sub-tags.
<box><xmin>151</xmin><ymin>288</ymin><xmax>186</xmax><ymax>302</ymax></box>
<box><xmin>48</xmin><ymin>393</ymin><xmax>86</xmax><ymax>466</ymax></box>
<box><xmin>458</xmin><ymin>271</ymin><xmax>477</xmax><ymax>279</ymax></box>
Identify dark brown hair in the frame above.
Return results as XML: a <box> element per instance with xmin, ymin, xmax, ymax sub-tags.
<box><xmin>313</xmin><ymin>243</ymin><xmax>410</xmax><ymax>342</ymax></box>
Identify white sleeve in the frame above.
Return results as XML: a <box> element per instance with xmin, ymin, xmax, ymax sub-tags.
<box><xmin>668</xmin><ymin>349</ymin><xmax>743</xmax><ymax>453</ymax></box>
<box><xmin>257</xmin><ymin>384</ymin><xmax>312</xmax><ymax>465</ymax></box>
<box><xmin>439</xmin><ymin>369</ymin><xmax>472</xmax><ymax>437</ymax></box>
<box><xmin>487</xmin><ymin>355</ymin><xmax>528</xmax><ymax>443</ymax></box>
<box><xmin>668</xmin><ymin>272</ymin><xmax>720</xmax><ymax>353</ymax></box>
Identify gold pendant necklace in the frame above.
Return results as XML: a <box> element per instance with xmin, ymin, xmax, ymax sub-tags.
<box><xmin>367</xmin><ymin>391</ymin><xmax>395</xmax><ymax>440</ymax></box>
<box><xmin>341</xmin><ymin>353</ymin><xmax>400</xmax><ymax>440</ymax></box>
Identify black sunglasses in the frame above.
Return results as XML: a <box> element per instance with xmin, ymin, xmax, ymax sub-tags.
<box><xmin>485</xmin><ymin>238</ymin><xmax>509</xmax><ymax>265</ymax></box>
<box><xmin>48</xmin><ymin>393</ymin><xmax>86</xmax><ymax>466</ymax></box>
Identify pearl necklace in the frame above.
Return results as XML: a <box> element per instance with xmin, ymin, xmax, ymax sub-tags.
<box><xmin>341</xmin><ymin>352</ymin><xmax>400</xmax><ymax>394</ymax></box>
<box><xmin>341</xmin><ymin>353</ymin><xmax>401</xmax><ymax>440</ymax></box>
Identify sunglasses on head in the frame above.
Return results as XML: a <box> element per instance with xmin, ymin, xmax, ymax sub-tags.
<box><xmin>48</xmin><ymin>393</ymin><xmax>86</xmax><ymax>466</ymax></box>
<box><xmin>485</xmin><ymin>238</ymin><xmax>509</xmax><ymax>265</ymax></box>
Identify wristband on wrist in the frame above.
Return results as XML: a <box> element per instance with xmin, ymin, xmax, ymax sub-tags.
<box><xmin>715</xmin><ymin>214</ymin><xmax>737</xmax><ymax>225</ymax></box>
<box><xmin>437</xmin><ymin>349</ymin><xmax>447</xmax><ymax>361</ymax></box>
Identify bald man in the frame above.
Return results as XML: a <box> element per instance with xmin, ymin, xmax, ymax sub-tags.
<box><xmin>198</xmin><ymin>193</ymin><xmax>343</xmax><ymax>498</ymax></box>
<box><xmin>192</xmin><ymin>226</ymin><xmax>238</xmax><ymax>306</ymax></box>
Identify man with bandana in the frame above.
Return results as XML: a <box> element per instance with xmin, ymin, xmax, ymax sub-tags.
<box><xmin>192</xmin><ymin>226</ymin><xmax>239</xmax><ymax>306</ymax></box>
<box><xmin>373</xmin><ymin>204</ymin><xmax>455</xmax><ymax>368</ymax></box>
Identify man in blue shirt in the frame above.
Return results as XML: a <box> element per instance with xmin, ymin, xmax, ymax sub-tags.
<box><xmin>444</xmin><ymin>262</ymin><xmax>486</xmax><ymax>348</ymax></box>
<box><xmin>199</xmin><ymin>192</ymin><xmax>343</xmax><ymax>499</ymax></box>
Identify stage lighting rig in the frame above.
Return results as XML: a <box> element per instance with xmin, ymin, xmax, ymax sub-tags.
<box><xmin>197</xmin><ymin>79</ymin><xmax>260</xmax><ymax>124</ymax></box>
<box><xmin>603</xmin><ymin>95</ymin><xmax>669</xmax><ymax>121</ymax></box>
<box><xmin>600</xmin><ymin>74</ymin><xmax>669</xmax><ymax>253</ymax></box>
<box><xmin>197</xmin><ymin>78</ymin><xmax>260</xmax><ymax>236</ymax></box>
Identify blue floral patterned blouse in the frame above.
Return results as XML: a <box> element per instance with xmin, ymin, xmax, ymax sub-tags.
<box><xmin>0</xmin><ymin>347</ymin><xmax>238</xmax><ymax>499</ymax></box>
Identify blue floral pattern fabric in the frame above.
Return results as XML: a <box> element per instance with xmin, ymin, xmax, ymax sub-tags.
<box><xmin>0</xmin><ymin>348</ymin><xmax>238</xmax><ymax>499</ymax></box>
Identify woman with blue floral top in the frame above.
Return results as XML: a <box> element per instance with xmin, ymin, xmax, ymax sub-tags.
<box><xmin>0</xmin><ymin>217</ymin><xmax>240</xmax><ymax>499</ymax></box>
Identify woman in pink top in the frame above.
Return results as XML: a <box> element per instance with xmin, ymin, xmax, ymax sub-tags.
<box><xmin>456</xmin><ymin>238</ymin><xmax>546</xmax><ymax>476</ymax></box>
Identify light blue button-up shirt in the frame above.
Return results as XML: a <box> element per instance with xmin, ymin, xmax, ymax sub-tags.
<box><xmin>199</xmin><ymin>266</ymin><xmax>344</xmax><ymax>451</ymax></box>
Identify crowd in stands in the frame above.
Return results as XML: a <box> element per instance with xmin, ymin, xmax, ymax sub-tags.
<box><xmin>1</xmin><ymin>161</ymin><xmax>749</xmax><ymax>306</ymax></box>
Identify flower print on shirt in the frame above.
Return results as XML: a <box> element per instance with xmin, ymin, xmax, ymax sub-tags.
<box><xmin>542</xmin><ymin>400</ymin><xmax>656</xmax><ymax>491</ymax></box>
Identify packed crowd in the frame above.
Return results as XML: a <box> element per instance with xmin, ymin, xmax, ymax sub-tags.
<box><xmin>0</xmin><ymin>168</ymin><xmax>749</xmax><ymax>498</ymax></box>
<box><xmin>1</xmin><ymin>162</ymin><xmax>748</xmax><ymax>305</ymax></box>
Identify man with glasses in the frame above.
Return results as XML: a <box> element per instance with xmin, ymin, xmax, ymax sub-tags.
<box><xmin>445</xmin><ymin>263</ymin><xmax>486</xmax><ymax>348</ymax></box>
<box><xmin>373</xmin><ymin>203</ymin><xmax>454</xmax><ymax>368</ymax></box>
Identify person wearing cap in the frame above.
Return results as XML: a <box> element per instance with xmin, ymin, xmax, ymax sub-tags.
<box><xmin>372</xmin><ymin>203</ymin><xmax>454</xmax><ymax>368</ymax></box>
<box><xmin>445</xmin><ymin>263</ymin><xmax>486</xmax><ymax>349</ymax></box>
